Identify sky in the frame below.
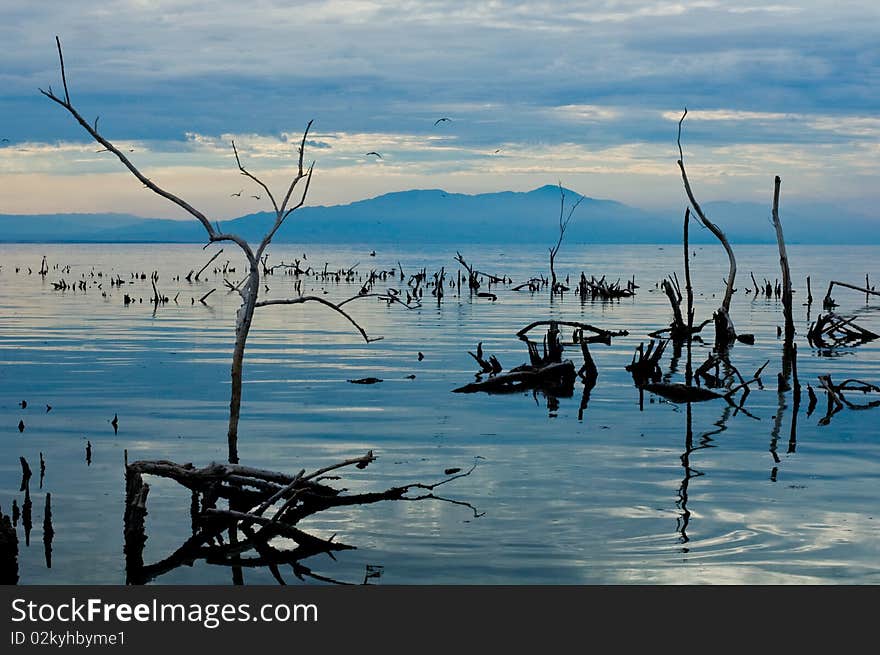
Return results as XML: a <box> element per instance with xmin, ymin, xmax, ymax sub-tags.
<box><xmin>0</xmin><ymin>1</ymin><xmax>878</xmax><ymax>220</ymax></box>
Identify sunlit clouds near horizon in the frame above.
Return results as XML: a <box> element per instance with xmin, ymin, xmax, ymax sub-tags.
<box><xmin>1</xmin><ymin>1</ymin><xmax>878</xmax><ymax>218</ymax></box>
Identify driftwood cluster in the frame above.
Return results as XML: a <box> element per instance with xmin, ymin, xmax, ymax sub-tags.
<box><xmin>453</xmin><ymin>320</ymin><xmax>627</xmax><ymax>396</ymax></box>
<box><xmin>124</xmin><ymin>452</ymin><xmax>480</xmax><ymax>585</ymax></box>
<box><xmin>577</xmin><ymin>274</ymin><xmax>636</xmax><ymax>301</ymax></box>
<box><xmin>807</xmin><ymin>313</ymin><xmax>879</xmax><ymax>348</ymax></box>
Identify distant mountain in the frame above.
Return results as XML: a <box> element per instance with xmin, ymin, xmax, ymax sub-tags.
<box><xmin>0</xmin><ymin>186</ymin><xmax>875</xmax><ymax>244</ymax></box>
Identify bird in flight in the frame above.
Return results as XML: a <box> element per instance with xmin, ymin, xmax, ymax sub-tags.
<box><xmin>365</xmin><ymin>151</ymin><xmax>383</xmax><ymax>159</ymax></box>
<box><xmin>434</xmin><ymin>117</ymin><xmax>452</xmax><ymax>126</ymax></box>
<box><xmin>250</xmin><ymin>194</ymin><xmax>261</xmax><ymax>200</ymax></box>
<box><xmin>230</xmin><ymin>190</ymin><xmax>243</xmax><ymax>197</ymax></box>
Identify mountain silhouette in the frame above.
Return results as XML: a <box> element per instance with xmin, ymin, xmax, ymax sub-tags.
<box><xmin>0</xmin><ymin>185</ymin><xmax>874</xmax><ymax>244</ymax></box>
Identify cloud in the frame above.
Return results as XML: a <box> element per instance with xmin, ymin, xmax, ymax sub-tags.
<box><xmin>1</xmin><ymin>1</ymin><xmax>878</xmax><ymax>213</ymax></box>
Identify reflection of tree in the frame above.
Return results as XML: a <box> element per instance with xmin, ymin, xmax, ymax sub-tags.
<box><xmin>675</xmin><ymin>403</ymin><xmax>729</xmax><ymax>550</ymax></box>
<box><xmin>124</xmin><ymin>454</ymin><xmax>481</xmax><ymax>585</ymax></box>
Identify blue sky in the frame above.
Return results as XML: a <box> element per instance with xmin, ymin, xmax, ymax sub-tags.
<box><xmin>1</xmin><ymin>1</ymin><xmax>878</xmax><ymax>219</ymax></box>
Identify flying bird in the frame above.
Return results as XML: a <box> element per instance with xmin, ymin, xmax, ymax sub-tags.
<box><xmin>365</xmin><ymin>151</ymin><xmax>383</xmax><ymax>159</ymax></box>
<box><xmin>230</xmin><ymin>190</ymin><xmax>243</xmax><ymax>197</ymax></box>
<box><xmin>434</xmin><ymin>117</ymin><xmax>452</xmax><ymax>126</ymax></box>
<box><xmin>250</xmin><ymin>194</ymin><xmax>261</xmax><ymax>200</ymax></box>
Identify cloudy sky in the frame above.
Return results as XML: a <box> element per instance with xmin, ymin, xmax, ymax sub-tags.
<box><xmin>1</xmin><ymin>1</ymin><xmax>878</xmax><ymax>219</ymax></box>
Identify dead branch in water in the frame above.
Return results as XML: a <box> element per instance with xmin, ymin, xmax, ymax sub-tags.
<box><xmin>455</xmin><ymin>320</ymin><xmax>624</xmax><ymax>396</ymax></box>
<box><xmin>822</xmin><ymin>279</ymin><xmax>880</xmax><ymax>310</ymax></box>
<box><xmin>626</xmin><ymin>339</ymin><xmax>668</xmax><ymax>387</ymax></box>
<box><xmin>124</xmin><ymin>454</ymin><xmax>482</xmax><ymax>584</ymax></box>
<box><xmin>467</xmin><ymin>342</ymin><xmax>502</xmax><ymax>375</ymax></box>
<box><xmin>677</xmin><ymin>109</ymin><xmax>737</xmax><ymax>346</ymax></box>
<box><xmin>187</xmin><ymin>248</ymin><xmax>223</xmax><ymax>283</ymax></box>
<box><xmin>807</xmin><ymin>313</ymin><xmax>878</xmax><ymax>348</ymax></box>
<box><xmin>576</xmin><ymin>274</ymin><xmax>636</xmax><ymax>301</ymax></box>
<box><xmin>770</xmin><ymin>176</ymin><xmax>794</xmax><ymax>345</ymax></box>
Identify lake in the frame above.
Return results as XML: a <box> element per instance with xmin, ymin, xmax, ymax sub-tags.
<box><xmin>1</xmin><ymin>241</ymin><xmax>879</xmax><ymax>585</ymax></box>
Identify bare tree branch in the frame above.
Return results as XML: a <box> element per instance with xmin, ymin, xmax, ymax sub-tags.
<box><xmin>676</xmin><ymin>109</ymin><xmax>736</xmax><ymax>314</ymax></box>
<box><xmin>232</xmin><ymin>141</ymin><xmax>280</xmax><ymax>214</ymax></box>
<box><xmin>254</xmin><ymin>295</ymin><xmax>384</xmax><ymax>343</ymax></box>
<box><xmin>38</xmin><ymin>39</ymin><xmax>263</xmax><ymax>264</ymax></box>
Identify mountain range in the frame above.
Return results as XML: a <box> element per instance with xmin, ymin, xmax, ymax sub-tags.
<box><xmin>0</xmin><ymin>185</ymin><xmax>874</xmax><ymax>244</ymax></box>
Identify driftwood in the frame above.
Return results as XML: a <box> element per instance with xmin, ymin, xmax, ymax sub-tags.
<box><xmin>807</xmin><ymin>313</ymin><xmax>878</xmax><ymax>348</ymax></box>
<box><xmin>822</xmin><ymin>279</ymin><xmax>880</xmax><ymax>309</ymax></box>
<box><xmin>187</xmin><ymin>248</ymin><xmax>223</xmax><ymax>282</ymax></box>
<box><xmin>512</xmin><ymin>277</ymin><xmax>544</xmax><ymax>292</ymax></box>
<box><xmin>649</xmin><ymin>270</ymin><xmax>711</xmax><ymax>340</ymax></box>
<box><xmin>454</xmin><ymin>321</ymin><xmax>622</xmax><ymax>396</ymax></box>
<box><xmin>124</xmin><ymin>453</ymin><xmax>481</xmax><ymax>585</ymax></box>
<box><xmin>453</xmin><ymin>252</ymin><xmax>506</xmax><ymax>292</ymax></box>
<box><xmin>468</xmin><ymin>342</ymin><xmax>503</xmax><ymax>375</ymax></box>
<box><xmin>453</xmin><ymin>361</ymin><xmax>576</xmax><ymax>395</ymax></box>
<box><xmin>626</xmin><ymin>339</ymin><xmax>668</xmax><ymax>387</ymax></box>
<box><xmin>577</xmin><ymin>274</ymin><xmax>636</xmax><ymax>301</ymax></box>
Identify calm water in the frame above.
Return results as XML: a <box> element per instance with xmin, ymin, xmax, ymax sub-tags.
<box><xmin>1</xmin><ymin>241</ymin><xmax>879</xmax><ymax>585</ymax></box>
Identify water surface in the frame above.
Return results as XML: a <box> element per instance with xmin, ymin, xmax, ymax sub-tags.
<box><xmin>1</xmin><ymin>242</ymin><xmax>879</xmax><ymax>584</ymax></box>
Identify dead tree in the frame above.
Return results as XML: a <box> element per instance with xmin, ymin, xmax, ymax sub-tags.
<box><xmin>549</xmin><ymin>183</ymin><xmax>585</xmax><ymax>295</ymax></box>
<box><xmin>677</xmin><ymin>110</ymin><xmax>737</xmax><ymax>347</ymax></box>
<box><xmin>771</xmin><ymin>176</ymin><xmax>795</xmax><ymax>346</ymax></box>
<box><xmin>42</xmin><ymin>37</ymin><xmax>394</xmax><ymax>464</ymax></box>
<box><xmin>454</xmin><ymin>252</ymin><xmax>481</xmax><ymax>292</ymax></box>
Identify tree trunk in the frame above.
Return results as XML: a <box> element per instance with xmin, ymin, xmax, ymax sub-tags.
<box><xmin>227</xmin><ymin>267</ymin><xmax>259</xmax><ymax>464</ymax></box>
<box><xmin>771</xmin><ymin>176</ymin><xmax>794</xmax><ymax>344</ymax></box>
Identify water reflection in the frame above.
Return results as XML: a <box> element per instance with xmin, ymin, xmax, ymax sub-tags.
<box><xmin>676</xmin><ymin>403</ymin><xmax>725</xmax><ymax>550</ymax></box>
<box><xmin>43</xmin><ymin>492</ymin><xmax>54</xmax><ymax>569</ymax></box>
